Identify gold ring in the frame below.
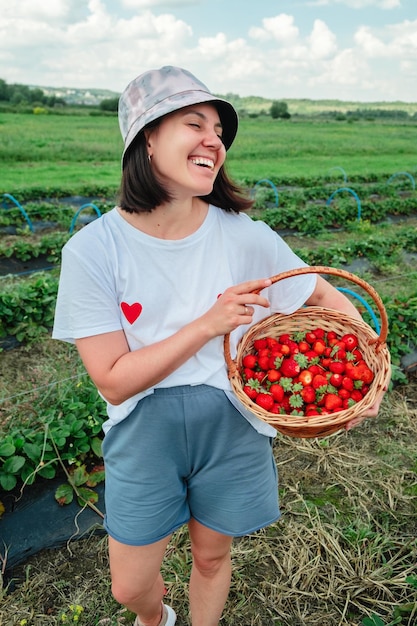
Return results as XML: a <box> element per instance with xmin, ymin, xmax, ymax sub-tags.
<box><xmin>244</xmin><ymin>306</ymin><xmax>248</xmax><ymax>315</ymax></box>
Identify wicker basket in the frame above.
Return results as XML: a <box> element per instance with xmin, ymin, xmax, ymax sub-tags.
<box><xmin>224</xmin><ymin>266</ymin><xmax>391</xmax><ymax>438</ymax></box>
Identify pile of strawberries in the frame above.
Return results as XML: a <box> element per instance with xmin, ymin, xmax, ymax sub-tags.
<box><xmin>241</xmin><ymin>328</ymin><xmax>374</xmax><ymax>417</ymax></box>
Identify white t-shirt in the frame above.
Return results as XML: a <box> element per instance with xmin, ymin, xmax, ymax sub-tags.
<box><xmin>53</xmin><ymin>205</ymin><xmax>316</xmax><ymax>435</ymax></box>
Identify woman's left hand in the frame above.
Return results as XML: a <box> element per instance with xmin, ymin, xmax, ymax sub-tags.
<box><xmin>345</xmin><ymin>384</ymin><xmax>389</xmax><ymax>431</ymax></box>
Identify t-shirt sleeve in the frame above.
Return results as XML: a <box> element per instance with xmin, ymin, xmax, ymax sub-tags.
<box><xmin>52</xmin><ymin>238</ymin><xmax>122</xmax><ymax>343</ymax></box>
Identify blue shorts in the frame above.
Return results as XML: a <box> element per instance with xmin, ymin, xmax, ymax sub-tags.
<box><xmin>102</xmin><ymin>385</ymin><xmax>280</xmax><ymax>545</ymax></box>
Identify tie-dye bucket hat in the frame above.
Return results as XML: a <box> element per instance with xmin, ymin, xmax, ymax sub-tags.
<box><xmin>118</xmin><ymin>65</ymin><xmax>238</xmax><ymax>164</ymax></box>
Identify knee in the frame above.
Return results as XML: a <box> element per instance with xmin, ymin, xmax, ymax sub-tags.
<box><xmin>111</xmin><ymin>575</ymin><xmax>153</xmax><ymax>607</ymax></box>
<box><xmin>191</xmin><ymin>547</ymin><xmax>231</xmax><ymax>578</ymax></box>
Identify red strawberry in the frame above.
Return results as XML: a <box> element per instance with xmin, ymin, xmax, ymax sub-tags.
<box><xmin>324</xmin><ymin>393</ymin><xmax>343</xmax><ymax>412</ymax></box>
<box><xmin>267</xmin><ymin>369</ymin><xmax>281</xmax><ymax>383</ymax></box>
<box><xmin>255</xmin><ymin>393</ymin><xmax>274</xmax><ymax>411</ymax></box>
<box><xmin>329</xmin><ymin>372</ymin><xmax>343</xmax><ymax>388</ymax></box>
<box><xmin>312</xmin><ymin>374</ymin><xmax>328</xmax><ymax>390</ymax></box>
<box><xmin>298</xmin><ymin>369</ymin><xmax>313</xmax><ymax>387</ymax></box>
<box><xmin>341</xmin><ymin>333</ymin><xmax>359</xmax><ymax>351</ymax></box>
<box><xmin>279</xmin><ymin>356</ymin><xmax>301</xmax><ymax>378</ymax></box>
<box><xmin>253</xmin><ymin>338</ymin><xmax>267</xmax><ymax>351</ymax></box>
<box><xmin>305</xmin><ymin>331</ymin><xmax>317</xmax><ymax>344</ymax></box>
<box><xmin>258</xmin><ymin>355</ymin><xmax>271</xmax><ymax>371</ymax></box>
<box><xmin>301</xmin><ymin>386</ymin><xmax>316</xmax><ymax>404</ymax></box>
<box><xmin>329</xmin><ymin>360</ymin><xmax>345</xmax><ymax>374</ymax></box>
<box><xmin>270</xmin><ymin>384</ymin><xmax>285</xmax><ymax>403</ymax></box>
<box><xmin>312</xmin><ymin>339</ymin><xmax>326</xmax><ymax>355</ymax></box>
<box><xmin>243</xmin><ymin>383</ymin><xmax>259</xmax><ymax>400</ymax></box>
<box><xmin>350</xmin><ymin>389</ymin><xmax>364</xmax><ymax>403</ymax></box>
<box><xmin>242</xmin><ymin>354</ymin><xmax>257</xmax><ymax>369</ymax></box>
<box><xmin>342</xmin><ymin>376</ymin><xmax>354</xmax><ymax>391</ymax></box>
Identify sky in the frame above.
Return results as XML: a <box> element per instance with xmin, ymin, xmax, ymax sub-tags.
<box><xmin>1</xmin><ymin>0</ymin><xmax>416</xmax><ymax>102</ymax></box>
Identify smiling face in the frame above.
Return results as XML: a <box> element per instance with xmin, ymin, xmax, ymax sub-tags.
<box><xmin>145</xmin><ymin>103</ymin><xmax>227</xmax><ymax>200</ymax></box>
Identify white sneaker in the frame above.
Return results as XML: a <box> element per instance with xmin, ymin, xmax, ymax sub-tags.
<box><xmin>160</xmin><ymin>604</ymin><xmax>176</xmax><ymax>626</ymax></box>
<box><xmin>134</xmin><ymin>603</ymin><xmax>176</xmax><ymax>626</ymax></box>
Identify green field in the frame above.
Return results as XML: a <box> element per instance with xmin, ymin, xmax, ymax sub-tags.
<box><xmin>1</xmin><ymin>112</ymin><xmax>417</xmax><ymax>192</ymax></box>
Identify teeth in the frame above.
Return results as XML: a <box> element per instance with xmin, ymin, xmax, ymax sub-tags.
<box><xmin>190</xmin><ymin>157</ymin><xmax>214</xmax><ymax>170</ymax></box>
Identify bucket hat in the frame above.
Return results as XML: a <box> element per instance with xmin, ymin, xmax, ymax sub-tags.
<box><xmin>118</xmin><ymin>65</ymin><xmax>238</xmax><ymax>164</ymax></box>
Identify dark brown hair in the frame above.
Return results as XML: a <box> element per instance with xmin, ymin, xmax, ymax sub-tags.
<box><xmin>118</xmin><ymin>125</ymin><xmax>253</xmax><ymax>214</ymax></box>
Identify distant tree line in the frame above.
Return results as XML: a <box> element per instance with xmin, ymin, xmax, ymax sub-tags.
<box><xmin>319</xmin><ymin>108</ymin><xmax>417</xmax><ymax>121</ymax></box>
<box><xmin>0</xmin><ymin>78</ymin><xmax>66</xmax><ymax>107</ymax></box>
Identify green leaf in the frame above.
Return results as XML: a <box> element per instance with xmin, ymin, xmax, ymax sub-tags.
<box><xmin>55</xmin><ymin>483</ymin><xmax>74</xmax><ymax>505</ymax></box>
<box><xmin>361</xmin><ymin>616</ymin><xmax>385</xmax><ymax>626</ymax></box>
<box><xmin>22</xmin><ymin>442</ymin><xmax>42</xmax><ymax>463</ymax></box>
<box><xmin>76</xmin><ymin>487</ymin><xmax>99</xmax><ymax>507</ymax></box>
<box><xmin>3</xmin><ymin>455</ymin><xmax>26</xmax><ymax>474</ymax></box>
<box><xmin>71</xmin><ymin>465</ymin><xmax>89</xmax><ymax>487</ymax></box>
<box><xmin>0</xmin><ymin>471</ymin><xmax>17</xmax><ymax>491</ymax></box>
<box><xmin>0</xmin><ymin>442</ymin><xmax>16</xmax><ymax>457</ymax></box>
<box><xmin>90</xmin><ymin>436</ymin><xmax>103</xmax><ymax>458</ymax></box>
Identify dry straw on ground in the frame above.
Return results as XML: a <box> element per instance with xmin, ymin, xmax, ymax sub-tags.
<box><xmin>1</xmin><ymin>381</ymin><xmax>416</xmax><ymax>626</ymax></box>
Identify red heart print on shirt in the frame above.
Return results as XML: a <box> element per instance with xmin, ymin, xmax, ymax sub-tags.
<box><xmin>121</xmin><ymin>302</ymin><xmax>143</xmax><ymax>324</ymax></box>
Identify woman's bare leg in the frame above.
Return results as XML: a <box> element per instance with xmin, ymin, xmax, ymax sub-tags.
<box><xmin>188</xmin><ymin>519</ymin><xmax>233</xmax><ymax>626</ymax></box>
<box><xmin>108</xmin><ymin>534</ymin><xmax>171</xmax><ymax>626</ymax></box>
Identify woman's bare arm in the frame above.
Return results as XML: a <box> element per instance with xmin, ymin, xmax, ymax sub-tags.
<box><xmin>76</xmin><ymin>277</ymin><xmax>271</xmax><ymax>405</ymax></box>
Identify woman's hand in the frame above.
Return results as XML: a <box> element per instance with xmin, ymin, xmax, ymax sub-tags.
<box><xmin>345</xmin><ymin>383</ymin><xmax>389</xmax><ymax>431</ymax></box>
<box><xmin>201</xmin><ymin>277</ymin><xmax>272</xmax><ymax>337</ymax></box>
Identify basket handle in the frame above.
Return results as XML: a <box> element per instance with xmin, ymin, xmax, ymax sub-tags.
<box><xmin>224</xmin><ymin>265</ymin><xmax>388</xmax><ymax>370</ymax></box>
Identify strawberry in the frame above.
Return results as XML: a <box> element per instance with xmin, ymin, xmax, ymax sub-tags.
<box><xmin>312</xmin><ymin>374</ymin><xmax>328</xmax><ymax>390</ymax></box>
<box><xmin>341</xmin><ymin>333</ymin><xmax>359</xmax><ymax>351</ymax></box>
<box><xmin>267</xmin><ymin>369</ymin><xmax>281</xmax><ymax>383</ymax></box>
<box><xmin>312</xmin><ymin>339</ymin><xmax>326</xmax><ymax>355</ymax></box>
<box><xmin>266</xmin><ymin>337</ymin><xmax>279</xmax><ymax>349</ymax></box>
<box><xmin>243</xmin><ymin>367</ymin><xmax>255</xmax><ymax>381</ymax></box>
<box><xmin>242</xmin><ymin>354</ymin><xmax>257</xmax><ymax>369</ymax></box>
<box><xmin>305</xmin><ymin>331</ymin><xmax>318</xmax><ymax>344</ymax></box>
<box><xmin>298</xmin><ymin>369</ymin><xmax>313</xmax><ymax>386</ymax></box>
<box><xmin>341</xmin><ymin>376</ymin><xmax>354</xmax><ymax>391</ymax></box>
<box><xmin>279</xmin><ymin>356</ymin><xmax>301</xmax><ymax>378</ymax></box>
<box><xmin>255</xmin><ymin>392</ymin><xmax>274</xmax><ymax>411</ymax></box>
<box><xmin>324</xmin><ymin>393</ymin><xmax>343</xmax><ymax>412</ymax></box>
<box><xmin>329</xmin><ymin>360</ymin><xmax>345</xmax><ymax>374</ymax></box>
<box><xmin>329</xmin><ymin>372</ymin><xmax>343</xmax><ymax>387</ymax></box>
<box><xmin>270</xmin><ymin>383</ymin><xmax>285</xmax><ymax>403</ymax></box>
<box><xmin>243</xmin><ymin>381</ymin><xmax>260</xmax><ymax>400</ymax></box>
<box><xmin>350</xmin><ymin>389</ymin><xmax>364</xmax><ymax>403</ymax></box>
<box><xmin>301</xmin><ymin>385</ymin><xmax>316</xmax><ymax>404</ymax></box>
<box><xmin>298</xmin><ymin>340</ymin><xmax>310</xmax><ymax>353</ymax></box>
<box><xmin>253</xmin><ymin>338</ymin><xmax>267</xmax><ymax>351</ymax></box>
<box><xmin>258</xmin><ymin>355</ymin><xmax>271</xmax><ymax>371</ymax></box>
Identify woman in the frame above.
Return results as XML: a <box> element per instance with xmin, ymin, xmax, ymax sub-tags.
<box><xmin>53</xmin><ymin>66</ymin><xmax>385</xmax><ymax>626</ymax></box>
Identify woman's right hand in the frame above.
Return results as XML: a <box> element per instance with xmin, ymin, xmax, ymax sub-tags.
<box><xmin>201</xmin><ymin>277</ymin><xmax>272</xmax><ymax>337</ymax></box>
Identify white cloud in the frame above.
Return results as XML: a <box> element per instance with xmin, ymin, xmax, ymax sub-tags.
<box><xmin>308</xmin><ymin>19</ymin><xmax>338</xmax><ymax>59</ymax></box>
<box><xmin>249</xmin><ymin>14</ymin><xmax>299</xmax><ymax>44</ymax></box>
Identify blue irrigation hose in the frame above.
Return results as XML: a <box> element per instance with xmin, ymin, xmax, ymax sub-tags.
<box><xmin>337</xmin><ymin>287</ymin><xmax>380</xmax><ymax>333</ymax></box>
<box><xmin>327</xmin><ymin>166</ymin><xmax>348</xmax><ymax>183</ymax></box>
<box><xmin>253</xmin><ymin>179</ymin><xmax>279</xmax><ymax>207</ymax></box>
<box><xmin>387</xmin><ymin>171</ymin><xmax>416</xmax><ymax>191</ymax></box>
<box><xmin>69</xmin><ymin>203</ymin><xmax>101</xmax><ymax>234</ymax></box>
<box><xmin>326</xmin><ymin>187</ymin><xmax>361</xmax><ymax>221</ymax></box>
<box><xmin>2</xmin><ymin>193</ymin><xmax>34</xmax><ymax>232</ymax></box>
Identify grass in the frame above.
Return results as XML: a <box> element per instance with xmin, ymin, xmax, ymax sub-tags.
<box><xmin>1</xmin><ymin>373</ymin><xmax>416</xmax><ymax>625</ymax></box>
<box><xmin>1</xmin><ymin>113</ymin><xmax>417</xmax><ymax>191</ymax></box>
